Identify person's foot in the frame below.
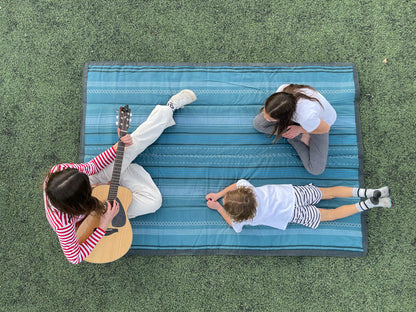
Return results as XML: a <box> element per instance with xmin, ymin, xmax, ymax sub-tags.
<box><xmin>356</xmin><ymin>197</ymin><xmax>393</xmax><ymax>211</ymax></box>
<box><xmin>369</xmin><ymin>197</ymin><xmax>393</xmax><ymax>208</ymax></box>
<box><xmin>167</xmin><ymin>89</ymin><xmax>197</xmax><ymax>110</ymax></box>
<box><xmin>372</xmin><ymin>186</ymin><xmax>390</xmax><ymax>199</ymax></box>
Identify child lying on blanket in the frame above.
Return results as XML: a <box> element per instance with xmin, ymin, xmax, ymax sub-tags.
<box><xmin>205</xmin><ymin>179</ymin><xmax>392</xmax><ymax>232</ymax></box>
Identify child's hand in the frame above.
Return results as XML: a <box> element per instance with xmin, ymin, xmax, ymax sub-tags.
<box><xmin>206</xmin><ymin>193</ymin><xmax>220</xmax><ymax>202</ymax></box>
<box><xmin>206</xmin><ymin>199</ymin><xmax>222</xmax><ymax>211</ymax></box>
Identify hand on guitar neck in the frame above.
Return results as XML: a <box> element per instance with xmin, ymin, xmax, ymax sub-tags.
<box><xmin>98</xmin><ymin>200</ymin><xmax>120</xmax><ymax>231</ymax></box>
<box><xmin>112</xmin><ymin>128</ymin><xmax>133</xmax><ymax>150</ymax></box>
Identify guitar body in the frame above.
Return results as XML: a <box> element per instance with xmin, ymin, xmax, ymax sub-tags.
<box><xmin>76</xmin><ymin>184</ymin><xmax>133</xmax><ymax>264</ymax></box>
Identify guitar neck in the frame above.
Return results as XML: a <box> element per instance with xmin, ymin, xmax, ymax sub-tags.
<box><xmin>108</xmin><ymin>139</ymin><xmax>126</xmax><ymax>201</ymax></box>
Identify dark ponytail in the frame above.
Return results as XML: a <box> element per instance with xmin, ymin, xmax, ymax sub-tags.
<box><xmin>262</xmin><ymin>92</ymin><xmax>297</xmax><ymax>143</ymax></box>
<box><xmin>282</xmin><ymin>84</ymin><xmax>323</xmax><ymax>107</ymax></box>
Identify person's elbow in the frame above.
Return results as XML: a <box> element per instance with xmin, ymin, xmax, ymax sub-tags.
<box><xmin>311</xmin><ymin>120</ymin><xmax>330</xmax><ymax>134</ymax></box>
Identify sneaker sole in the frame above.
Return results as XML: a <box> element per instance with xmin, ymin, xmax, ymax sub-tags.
<box><xmin>373</xmin><ymin>186</ymin><xmax>391</xmax><ymax>199</ymax></box>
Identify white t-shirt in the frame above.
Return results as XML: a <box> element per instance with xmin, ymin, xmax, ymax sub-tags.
<box><xmin>276</xmin><ymin>84</ymin><xmax>337</xmax><ymax>133</ymax></box>
<box><xmin>231</xmin><ymin>179</ymin><xmax>295</xmax><ymax>233</ymax></box>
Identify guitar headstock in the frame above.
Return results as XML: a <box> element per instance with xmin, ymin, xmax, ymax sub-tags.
<box><xmin>117</xmin><ymin>105</ymin><xmax>131</xmax><ymax>137</ymax></box>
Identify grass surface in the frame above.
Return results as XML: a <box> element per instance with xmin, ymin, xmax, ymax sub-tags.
<box><xmin>1</xmin><ymin>0</ymin><xmax>416</xmax><ymax>311</ymax></box>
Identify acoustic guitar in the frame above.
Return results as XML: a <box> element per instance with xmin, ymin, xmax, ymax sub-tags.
<box><xmin>77</xmin><ymin>105</ymin><xmax>133</xmax><ymax>263</ymax></box>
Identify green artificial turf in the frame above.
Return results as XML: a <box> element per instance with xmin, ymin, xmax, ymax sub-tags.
<box><xmin>1</xmin><ymin>0</ymin><xmax>415</xmax><ymax>311</ymax></box>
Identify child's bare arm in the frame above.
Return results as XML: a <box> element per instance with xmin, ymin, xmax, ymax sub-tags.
<box><xmin>206</xmin><ymin>200</ymin><xmax>233</xmax><ymax>227</ymax></box>
<box><xmin>206</xmin><ymin>183</ymin><xmax>237</xmax><ymax>201</ymax></box>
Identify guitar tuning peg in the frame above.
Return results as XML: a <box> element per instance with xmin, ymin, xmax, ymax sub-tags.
<box><xmin>116</xmin><ymin>121</ymin><xmax>119</xmax><ymax>126</ymax></box>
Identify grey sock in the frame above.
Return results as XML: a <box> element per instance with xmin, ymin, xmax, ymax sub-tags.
<box><xmin>356</xmin><ymin>198</ymin><xmax>376</xmax><ymax>211</ymax></box>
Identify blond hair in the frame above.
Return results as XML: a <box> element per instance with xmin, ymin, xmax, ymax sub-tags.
<box><xmin>223</xmin><ymin>186</ymin><xmax>257</xmax><ymax>222</ymax></box>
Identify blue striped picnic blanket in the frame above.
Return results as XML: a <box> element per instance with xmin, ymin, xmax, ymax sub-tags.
<box><xmin>81</xmin><ymin>62</ymin><xmax>365</xmax><ymax>256</ymax></box>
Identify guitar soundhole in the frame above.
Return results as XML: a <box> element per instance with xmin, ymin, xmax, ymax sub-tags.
<box><xmin>111</xmin><ymin>197</ymin><xmax>126</xmax><ymax>227</ymax></box>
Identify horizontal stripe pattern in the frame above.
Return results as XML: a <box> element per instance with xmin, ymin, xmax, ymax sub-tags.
<box><xmin>81</xmin><ymin>63</ymin><xmax>364</xmax><ymax>256</ymax></box>
<box><xmin>291</xmin><ymin>185</ymin><xmax>323</xmax><ymax>229</ymax></box>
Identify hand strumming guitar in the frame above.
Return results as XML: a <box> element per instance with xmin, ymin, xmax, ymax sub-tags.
<box><xmin>99</xmin><ymin>200</ymin><xmax>120</xmax><ymax>231</ymax></box>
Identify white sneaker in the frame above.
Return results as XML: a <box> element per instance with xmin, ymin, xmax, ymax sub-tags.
<box><xmin>167</xmin><ymin>89</ymin><xmax>197</xmax><ymax>109</ymax></box>
<box><xmin>373</xmin><ymin>186</ymin><xmax>390</xmax><ymax>198</ymax></box>
<box><xmin>369</xmin><ymin>196</ymin><xmax>393</xmax><ymax>208</ymax></box>
<box><xmin>378</xmin><ymin>197</ymin><xmax>393</xmax><ymax>208</ymax></box>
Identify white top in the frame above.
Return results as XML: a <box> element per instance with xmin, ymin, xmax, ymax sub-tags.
<box><xmin>231</xmin><ymin>179</ymin><xmax>295</xmax><ymax>233</ymax></box>
<box><xmin>276</xmin><ymin>84</ymin><xmax>337</xmax><ymax>133</ymax></box>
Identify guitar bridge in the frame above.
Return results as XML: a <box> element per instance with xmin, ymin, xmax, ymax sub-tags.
<box><xmin>104</xmin><ymin>228</ymin><xmax>119</xmax><ymax>236</ymax></box>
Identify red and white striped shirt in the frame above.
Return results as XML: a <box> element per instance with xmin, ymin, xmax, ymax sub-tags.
<box><xmin>43</xmin><ymin>147</ymin><xmax>117</xmax><ymax>264</ymax></box>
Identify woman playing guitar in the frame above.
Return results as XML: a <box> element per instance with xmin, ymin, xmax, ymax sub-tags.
<box><xmin>43</xmin><ymin>90</ymin><xmax>197</xmax><ymax>264</ymax></box>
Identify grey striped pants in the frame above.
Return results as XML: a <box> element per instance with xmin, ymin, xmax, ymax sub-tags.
<box><xmin>290</xmin><ymin>184</ymin><xmax>323</xmax><ymax>229</ymax></box>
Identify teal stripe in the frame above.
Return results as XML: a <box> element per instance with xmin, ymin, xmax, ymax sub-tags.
<box><xmin>83</xmin><ymin>133</ymin><xmax>358</xmax><ymax>145</ymax></box>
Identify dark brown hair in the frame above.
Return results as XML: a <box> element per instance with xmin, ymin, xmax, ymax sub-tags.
<box><xmin>45</xmin><ymin>168</ymin><xmax>105</xmax><ymax>216</ymax></box>
<box><xmin>223</xmin><ymin>186</ymin><xmax>257</xmax><ymax>222</ymax></box>
<box><xmin>262</xmin><ymin>84</ymin><xmax>323</xmax><ymax>143</ymax></box>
